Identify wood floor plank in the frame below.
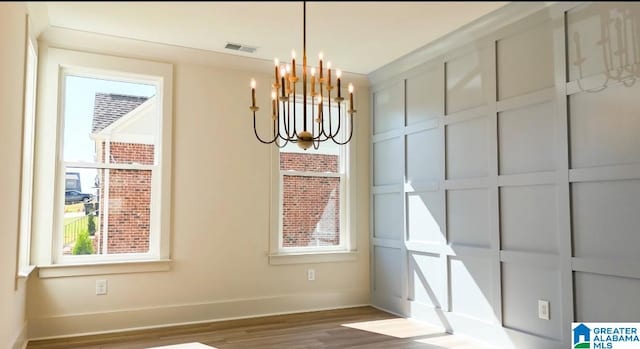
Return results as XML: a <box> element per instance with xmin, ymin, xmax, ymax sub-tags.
<box><xmin>27</xmin><ymin>306</ymin><xmax>497</xmax><ymax>349</ymax></box>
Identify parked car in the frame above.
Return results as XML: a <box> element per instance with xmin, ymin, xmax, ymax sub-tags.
<box><xmin>65</xmin><ymin>190</ymin><xmax>93</xmax><ymax>204</ymax></box>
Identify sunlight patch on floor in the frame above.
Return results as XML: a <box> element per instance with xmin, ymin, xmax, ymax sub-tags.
<box><xmin>342</xmin><ymin>318</ymin><xmax>445</xmax><ymax>338</ymax></box>
<box><xmin>148</xmin><ymin>343</ymin><xmax>216</xmax><ymax>349</ymax></box>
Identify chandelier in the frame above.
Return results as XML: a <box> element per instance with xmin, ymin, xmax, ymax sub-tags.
<box><xmin>250</xmin><ymin>1</ymin><xmax>355</xmax><ymax>150</ymax></box>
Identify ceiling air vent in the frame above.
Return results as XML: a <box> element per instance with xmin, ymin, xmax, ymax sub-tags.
<box><xmin>225</xmin><ymin>42</ymin><xmax>257</xmax><ymax>54</ymax></box>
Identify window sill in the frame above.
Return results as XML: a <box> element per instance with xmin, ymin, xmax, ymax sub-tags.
<box><xmin>16</xmin><ymin>265</ymin><xmax>37</xmax><ymax>279</ymax></box>
<box><xmin>37</xmin><ymin>259</ymin><xmax>172</xmax><ymax>278</ymax></box>
<box><xmin>269</xmin><ymin>251</ymin><xmax>358</xmax><ymax>265</ymax></box>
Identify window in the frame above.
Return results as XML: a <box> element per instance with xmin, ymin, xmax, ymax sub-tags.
<box><xmin>269</xmin><ymin>101</ymin><xmax>356</xmax><ymax>264</ymax></box>
<box><xmin>33</xmin><ymin>47</ymin><xmax>172</xmax><ymax>271</ymax></box>
<box><xmin>60</xmin><ymin>75</ymin><xmax>158</xmax><ymax>261</ymax></box>
<box><xmin>17</xmin><ymin>19</ymin><xmax>38</xmax><ymax>277</ymax></box>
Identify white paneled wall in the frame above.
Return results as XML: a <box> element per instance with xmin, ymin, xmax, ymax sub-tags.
<box><xmin>370</xmin><ymin>2</ymin><xmax>640</xmax><ymax>348</ymax></box>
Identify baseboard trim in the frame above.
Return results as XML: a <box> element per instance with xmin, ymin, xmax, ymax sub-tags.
<box><xmin>374</xmin><ymin>300</ymin><xmax>566</xmax><ymax>349</ymax></box>
<box><xmin>12</xmin><ymin>320</ymin><xmax>28</xmax><ymax>349</ymax></box>
<box><xmin>28</xmin><ymin>291</ymin><xmax>370</xmax><ymax>340</ymax></box>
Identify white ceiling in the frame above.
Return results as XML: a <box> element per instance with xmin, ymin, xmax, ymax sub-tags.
<box><xmin>45</xmin><ymin>1</ymin><xmax>508</xmax><ymax>75</ymax></box>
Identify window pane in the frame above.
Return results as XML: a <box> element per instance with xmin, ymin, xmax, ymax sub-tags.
<box><xmin>63</xmin><ymin>75</ymin><xmax>156</xmax><ymax>164</ymax></box>
<box><xmin>282</xmin><ymin>174</ymin><xmax>340</xmax><ymax>247</ymax></box>
<box><xmin>101</xmin><ymin>169</ymin><xmax>152</xmax><ymax>254</ymax></box>
<box><xmin>62</xmin><ymin>167</ymin><xmax>152</xmax><ymax>255</ymax></box>
<box><xmin>63</xmin><ymin>167</ymin><xmax>99</xmax><ymax>255</ymax></box>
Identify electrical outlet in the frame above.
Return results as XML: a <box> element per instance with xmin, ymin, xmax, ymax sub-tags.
<box><xmin>538</xmin><ymin>300</ymin><xmax>550</xmax><ymax>320</ymax></box>
<box><xmin>96</xmin><ymin>279</ymin><xmax>108</xmax><ymax>295</ymax></box>
<box><xmin>307</xmin><ymin>269</ymin><xmax>315</xmax><ymax>281</ymax></box>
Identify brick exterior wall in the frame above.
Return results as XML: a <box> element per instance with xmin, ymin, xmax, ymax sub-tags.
<box><xmin>110</xmin><ymin>142</ymin><xmax>154</xmax><ymax>165</ymax></box>
<box><xmin>280</xmin><ymin>152</ymin><xmax>340</xmax><ymax>247</ymax></box>
<box><xmin>280</xmin><ymin>153</ymin><xmax>338</xmax><ymax>172</ymax></box>
<box><xmin>95</xmin><ymin>142</ymin><xmax>154</xmax><ymax>254</ymax></box>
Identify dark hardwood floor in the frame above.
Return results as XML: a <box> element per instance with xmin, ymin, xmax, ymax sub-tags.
<box><xmin>27</xmin><ymin>306</ymin><xmax>496</xmax><ymax>349</ymax></box>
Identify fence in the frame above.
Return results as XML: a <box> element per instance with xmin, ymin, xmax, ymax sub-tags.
<box><xmin>64</xmin><ymin>215</ymin><xmax>88</xmax><ymax>246</ymax></box>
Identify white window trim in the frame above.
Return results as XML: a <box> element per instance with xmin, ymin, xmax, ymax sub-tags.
<box><xmin>268</xmin><ymin>102</ymin><xmax>357</xmax><ymax>265</ymax></box>
<box><xmin>32</xmin><ymin>46</ymin><xmax>173</xmax><ymax>276</ymax></box>
<box><xmin>16</xmin><ymin>14</ymin><xmax>38</xmax><ymax>279</ymax></box>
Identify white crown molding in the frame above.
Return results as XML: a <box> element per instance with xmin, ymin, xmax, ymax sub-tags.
<box><xmin>39</xmin><ymin>26</ymin><xmax>370</xmax><ymax>88</ymax></box>
<box><xmin>367</xmin><ymin>2</ymin><xmax>556</xmax><ymax>86</ymax></box>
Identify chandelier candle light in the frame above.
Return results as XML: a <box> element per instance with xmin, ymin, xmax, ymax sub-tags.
<box><xmin>250</xmin><ymin>1</ymin><xmax>356</xmax><ymax>150</ymax></box>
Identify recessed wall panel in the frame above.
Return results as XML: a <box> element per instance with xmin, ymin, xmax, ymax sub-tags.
<box><xmin>374</xmin><ymin>192</ymin><xmax>403</xmax><ymax>241</ymax></box>
<box><xmin>575</xmin><ymin>272</ymin><xmax>640</xmax><ymax>322</ymax></box>
<box><xmin>407</xmin><ymin>66</ymin><xmax>444</xmax><ymax>125</ymax></box>
<box><xmin>498</xmin><ymin>21</ymin><xmax>554</xmax><ymax>100</ymax></box>
<box><xmin>374</xmin><ymin>246</ymin><xmax>402</xmax><ymax>298</ymax></box>
<box><xmin>373</xmin><ymin>137</ymin><xmax>403</xmax><ymax>186</ymax></box>
<box><xmin>572</xmin><ymin>180</ymin><xmax>640</xmax><ymax>261</ymax></box>
<box><xmin>570</xmin><ymin>83</ymin><xmax>640</xmax><ymax>169</ymax></box>
<box><xmin>407</xmin><ymin>129</ymin><xmax>441</xmax><ymax>184</ymax></box>
<box><xmin>450</xmin><ymin>256</ymin><xmax>495</xmax><ymax>321</ymax></box>
<box><xmin>407</xmin><ymin>191</ymin><xmax>444</xmax><ymax>244</ymax></box>
<box><xmin>373</xmin><ymin>81</ymin><xmax>404</xmax><ymax>134</ymax></box>
<box><xmin>410</xmin><ymin>252</ymin><xmax>445</xmax><ymax>307</ymax></box>
<box><xmin>502</xmin><ymin>263</ymin><xmax>562</xmax><ymax>340</ymax></box>
<box><xmin>446</xmin><ymin>117</ymin><xmax>488</xmax><ymax>180</ymax></box>
<box><xmin>446</xmin><ymin>50</ymin><xmax>489</xmax><ymax>114</ymax></box>
<box><xmin>498</xmin><ymin>102</ymin><xmax>555</xmax><ymax>175</ymax></box>
<box><xmin>447</xmin><ymin>188</ymin><xmax>490</xmax><ymax>247</ymax></box>
<box><xmin>500</xmin><ymin>185</ymin><xmax>558</xmax><ymax>254</ymax></box>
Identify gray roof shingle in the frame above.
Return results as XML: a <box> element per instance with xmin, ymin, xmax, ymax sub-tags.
<box><xmin>91</xmin><ymin>93</ymin><xmax>149</xmax><ymax>133</ymax></box>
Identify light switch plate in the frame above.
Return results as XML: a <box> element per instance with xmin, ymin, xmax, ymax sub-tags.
<box><xmin>96</xmin><ymin>279</ymin><xmax>108</xmax><ymax>295</ymax></box>
<box><xmin>538</xmin><ymin>300</ymin><xmax>550</xmax><ymax>320</ymax></box>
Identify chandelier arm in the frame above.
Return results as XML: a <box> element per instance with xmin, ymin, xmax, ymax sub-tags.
<box><xmin>312</xmin><ymin>127</ymin><xmax>330</xmax><ymax>141</ymax></box>
<box><xmin>292</xmin><ymin>85</ymin><xmax>296</xmax><ymax>134</ymax></box>
<box><xmin>286</xmin><ymin>98</ymin><xmax>297</xmax><ymax>138</ymax></box>
<box><xmin>331</xmin><ymin>113</ymin><xmax>354</xmax><ymax>145</ymax></box>
<box><xmin>331</xmin><ymin>102</ymin><xmax>343</xmax><ymax>139</ymax></box>
<box><xmin>276</xmin><ymin>102</ymin><xmax>293</xmax><ymax>145</ymax></box>
<box><xmin>253</xmin><ymin>111</ymin><xmax>279</xmax><ymax>144</ymax></box>
<box><xmin>280</xmin><ymin>100</ymin><xmax>291</xmax><ymax>138</ymax></box>
<box><xmin>311</xmin><ymin>97</ymin><xmax>316</xmax><ymax>137</ymax></box>
<box><xmin>284</xmin><ymin>99</ymin><xmax>294</xmax><ymax>138</ymax></box>
<box><xmin>274</xmin><ymin>134</ymin><xmax>290</xmax><ymax>148</ymax></box>
<box><xmin>326</xmin><ymin>96</ymin><xmax>344</xmax><ymax>140</ymax></box>
<box><xmin>326</xmin><ymin>92</ymin><xmax>334</xmax><ymax>137</ymax></box>
<box><xmin>316</xmin><ymin>94</ymin><xmax>326</xmax><ymax>138</ymax></box>
<box><xmin>312</xmin><ymin>101</ymin><xmax>330</xmax><ymax>141</ymax></box>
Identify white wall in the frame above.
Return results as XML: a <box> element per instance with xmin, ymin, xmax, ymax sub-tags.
<box><xmin>0</xmin><ymin>3</ymin><xmax>29</xmax><ymax>349</ymax></box>
<box><xmin>27</xmin><ymin>27</ymin><xmax>371</xmax><ymax>339</ymax></box>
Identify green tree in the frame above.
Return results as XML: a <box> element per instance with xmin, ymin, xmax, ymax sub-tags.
<box><xmin>72</xmin><ymin>228</ymin><xmax>94</xmax><ymax>255</ymax></box>
<box><xmin>87</xmin><ymin>214</ymin><xmax>96</xmax><ymax>236</ymax></box>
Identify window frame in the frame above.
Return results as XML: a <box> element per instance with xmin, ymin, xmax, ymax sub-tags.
<box><xmin>268</xmin><ymin>100</ymin><xmax>357</xmax><ymax>265</ymax></box>
<box><xmin>32</xmin><ymin>46</ymin><xmax>173</xmax><ymax>272</ymax></box>
<box><xmin>16</xmin><ymin>15</ymin><xmax>38</xmax><ymax>278</ymax></box>
<box><xmin>56</xmin><ymin>70</ymin><xmax>161</xmax><ymax>264</ymax></box>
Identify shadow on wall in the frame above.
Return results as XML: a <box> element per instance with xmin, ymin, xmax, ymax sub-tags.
<box><xmin>570</xmin><ymin>2</ymin><xmax>640</xmax><ymax>92</ymax></box>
